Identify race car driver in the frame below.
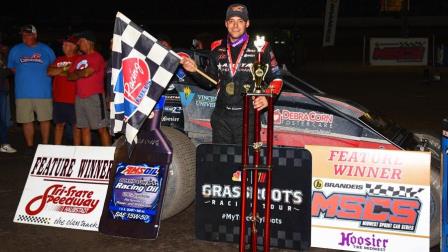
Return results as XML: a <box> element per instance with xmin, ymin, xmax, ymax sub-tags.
<box><xmin>181</xmin><ymin>3</ymin><xmax>283</xmax><ymax>144</ymax></box>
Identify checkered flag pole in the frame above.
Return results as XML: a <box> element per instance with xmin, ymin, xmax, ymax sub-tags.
<box><xmin>110</xmin><ymin>12</ymin><xmax>181</xmax><ymax>152</ymax></box>
<box><xmin>365</xmin><ymin>183</ymin><xmax>424</xmax><ymax>198</ymax></box>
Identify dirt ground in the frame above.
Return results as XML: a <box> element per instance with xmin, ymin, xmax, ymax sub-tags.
<box><xmin>0</xmin><ymin>62</ymin><xmax>445</xmax><ymax>252</ymax></box>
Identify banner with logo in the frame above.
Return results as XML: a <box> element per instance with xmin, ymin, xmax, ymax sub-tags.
<box><xmin>14</xmin><ymin>145</ymin><xmax>115</xmax><ymax>231</ymax></box>
<box><xmin>307</xmin><ymin>145</ymin><xmax>430</xmax><ymax>251</ymax></box>
<box><xmin>195</xmin><ymin>144</ymin><xmax>312</xmax><ymax>250</ymax></box>
<box><xmin>370</xmin><ymin>38</ymin><xmax>428</xmax><ymax>66</ymax></box>
<box><xmin>323</xmin><ymin>0</ymin><xmax>340</xmax><ymax>47</ymax></box>
<box><xmin>174</xmin><ymin>84</ymin><xmax>216</xmax><ymax>141</ymax></box>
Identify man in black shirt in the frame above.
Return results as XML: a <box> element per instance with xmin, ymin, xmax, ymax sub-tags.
<box><xmin>181</xmin><ymin>3</ymin><xmax>283</xmax><ymax>144</ymax></box>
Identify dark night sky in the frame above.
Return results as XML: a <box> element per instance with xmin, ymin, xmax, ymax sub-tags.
<box><xmin>1</xmin><ymin>0</ymin><xmax>321</xmax><ymax>21</ymax></box>
<box><xmin>1</xmin><ymin>0</ymin><xmax>447</xmax><ymax>51</ymax></box>
<box><xmin>2</xmin><ymin>0</ymin><xmax>446</xmax><ymax>24</ymax></box>
<box><xmin>1</xmin><ymin>0</ymin><xmax>446</xmax><ymax>35</ymax></box>
<box><xmin>0</xmin><ymin>0</ymin><xmax>326</xmax><ymax>33</ymax></box>
<box><xmin>0</xmin><ymin>0</ymin><xmax>330</xmax><ymax>47</ymax></box>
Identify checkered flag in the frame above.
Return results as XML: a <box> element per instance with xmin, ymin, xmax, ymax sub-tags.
<box><xmin>365</xmin><ymin>183</ymin><xmax>424</xmax><ymax>198</ymax></box>
<box><xmin>110</xmin><ymin>12</ymin><xmax>180</xmax><ymax>150</ymax></box>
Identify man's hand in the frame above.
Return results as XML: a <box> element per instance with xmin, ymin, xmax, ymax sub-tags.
<box><xmin>252</xmin><ymin>96</ymin><xmax>268</xmax><ymax>111</ymax></box>
<box><xmin>67</xmin><ymin>68</ymin><xmax>94</xmax><ymax>81</ymax></box>
<box><xmin>47</xmin><ymin>66</ymin><xmax>66</xmax><ymax>77</ymax></box>
<box><xmin>180</xmin><ymin>57</ymin><xmax>197</xmax><ymax>73</ymax></box>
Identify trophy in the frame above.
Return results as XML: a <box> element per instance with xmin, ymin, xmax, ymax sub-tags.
<box><xmin>239</xmin><ymin>35</ymin><xmax>275</xmax><ymax>252</ymax></box>
<box><xmin>249</xmin><ymin>35</ymin><xmax>269</xmax><ymax>94</ymax></box>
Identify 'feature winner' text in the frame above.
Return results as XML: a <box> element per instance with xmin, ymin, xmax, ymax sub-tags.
<box><xmin>30</xmin><ymin>157</ymin><xmax>113</xmax><ymax>180</ymax></box>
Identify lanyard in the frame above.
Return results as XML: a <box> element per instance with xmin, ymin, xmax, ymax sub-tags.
<box><xmin>226</xmin><ymin>37</ymin><xmax>249</xmax><ymax>77</ymax></box>
<box><xmin>228</xmin><ymin>33</ymin><xmax>249</xmax><ymax>47</ymax></box>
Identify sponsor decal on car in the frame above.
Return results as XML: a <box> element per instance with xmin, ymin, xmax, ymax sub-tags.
<box><xmin>274</xmin><ymin>109</ymin><xmax>334</xmax><ymax>126</ymax></box>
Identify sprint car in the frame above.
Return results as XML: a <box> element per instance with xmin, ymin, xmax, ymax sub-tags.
<box><xmin>153</xmin><ymin>49</ymin><xmax>440</xmax><ymax>247</ymax></box>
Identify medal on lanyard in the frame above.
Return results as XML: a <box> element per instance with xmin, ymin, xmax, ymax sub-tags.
<box><xmin>225</xmin><ymin>81</ymin><xmax>235</xmax><ymax>96</ymax></box>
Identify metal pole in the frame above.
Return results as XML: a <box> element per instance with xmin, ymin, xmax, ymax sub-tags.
<box><xmin>433</xmin><ymin>33</ymin><xmax>436</xmax><ymax>67</ymax></box>
<box><xmin>251</xmin><ymin>108</ymin><xmax>261</xmax><ymax>252</ymax></box>
<box><xmin>263</xmin><ymin>94</ymin><xmax>274</xmax><ymax>251</ymax></box>
<box><xmin>362</xmin><ymin>34</ymin><xmax>366</xmax><ymax>65</ymax></box>
<box><xmin>239</xmin><ymin>94</ymin><xmax>250</xmax><ymax>252</ymax></box>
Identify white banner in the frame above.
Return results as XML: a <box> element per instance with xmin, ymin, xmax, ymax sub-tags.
<box><xmin>307</xmin><ymin>145</ymin><xmax>430</xmax><ymax>252</ymax></box>
<box><xmin>370</xmin><ymin>37</ymin><xmax>428</xmax><ymax>66</ymax></box>
<box><xmin>14</xmin><ymin>145</ymin><xmax>115</xmax><ymax>231</ymax></box>
<box><xmin>323</xmin><ymin>0</ymin><xmax>340</xmax><ymax>47</ymax></box>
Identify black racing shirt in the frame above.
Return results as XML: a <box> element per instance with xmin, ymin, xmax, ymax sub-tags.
<box><xmin>193</xmin><ymin>36</ymin><xmax>282</xmax><ymax>111</ymax></box>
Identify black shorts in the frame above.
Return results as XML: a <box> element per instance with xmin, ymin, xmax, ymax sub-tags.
<box><xmin>53</xmin><ymin>102</ymin><xmax>76</xmax><ymax>125</ymax></box>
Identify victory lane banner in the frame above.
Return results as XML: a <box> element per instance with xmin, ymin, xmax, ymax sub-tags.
<box><xmin>196</xmin><ymin>144</ymin><xmax>312</xmax><ymax>250</ymax></box>
<box><xmin>14</xmin><ymin>144</ymin><xmax>115</xmax><ymax>231</ymax></box>
<box><xmin>307</xmin><ymin>145</ymin><xmax>430</xmax><ymax>252</ymax></box>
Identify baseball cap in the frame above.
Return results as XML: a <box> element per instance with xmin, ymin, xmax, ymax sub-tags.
<box><xmin>76</xmin><ymin>31</ymin><xmax>96</xmax><ymax>43</ymax></box>
<box><xmin>62</xmin><ymin>35</ymin><xmax>79</xmax><ymax>45</ymax></box>
<box><xmin>226</xmin><ymin>3</ymin><xmax>249</xmax><ymax>21</ymax></box>
<box><xmin>20</xmin><ymin>24</ymin><xmax>37</xmax><ymax>35</ymax></box>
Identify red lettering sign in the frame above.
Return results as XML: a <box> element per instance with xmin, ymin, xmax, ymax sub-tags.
<box><xmin>311</xmin><ymin>192</ymin><xmax>420</xmax><ymax>228</ymax></box>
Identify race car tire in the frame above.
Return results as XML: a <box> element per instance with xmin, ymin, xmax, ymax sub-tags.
<box><xmin>414</xmin><ymin>133</ymin><xmax>441</xmax><ymax>248</ymax></box>
<box><xmin>160</xmin><ymin>126</ymin><xmax>196</xmax><ymax>220</ymax></box>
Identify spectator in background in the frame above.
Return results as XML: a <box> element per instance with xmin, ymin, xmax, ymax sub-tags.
<box><xmin>157</xmin><ymin>34</ymin><xmax>172</xmax><ymax>49</ymax></box>
<box><xmin>192</xmin><ymin>38</ymin><xmax>204</xmax><ymax>50</ymax></box>
<box><xmin>47</xmin><ymin>35</ymin><xmax>81</xmax><ymax>145</ymax></box>
<box><xmin>7</xmin><ymin>25</ymin><xmax>56</xmax><ymax>154</ymax></box>
<box><xmin>68</xmin><ymin>31</ymin><xmax>110</xmax><ymax>146</ymax></box>
<box><xmin>192</xmin><ymin>33</ymin><xmax>213</xmax><ymax>50</ymax></box>
<box><xmin>0</xmin><ymin>44</ymin><xmax>16</xmax><ymax>153</ymax></box>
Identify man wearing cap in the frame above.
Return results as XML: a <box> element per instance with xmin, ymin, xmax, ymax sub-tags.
<box><xmin>68</xmin><ymin>31</ymin><xmax>110</xmax><ymax>146</ymax></box>
<box><xmin>181</xmin><ymin>3</ymin><xmax>283</xmax><ymax>144</ymax></box>
<box><xmin>48</xmin><ymin>35</ymin><xmax>81</xmax><ymax>145</ymax></box>
<box><xmin>7</xmin><ymin>25</ymin><xmax>56</xmax><ymax>154</ymax></box>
